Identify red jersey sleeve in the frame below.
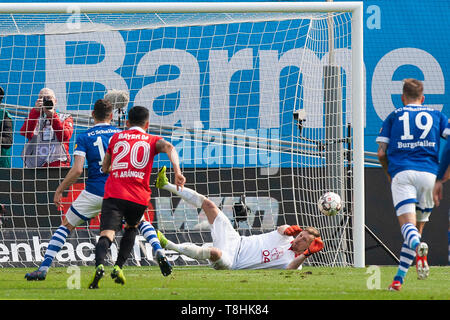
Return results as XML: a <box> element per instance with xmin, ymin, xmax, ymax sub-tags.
<box><xmin>51</xmin><ymin>113</ymin><xmax>73</xmax><ymax>143</ymax></box>
<box><xmin>20</xmin><ymin>108</ymin><xmax>41</xmax><ymax>139</ymax></box>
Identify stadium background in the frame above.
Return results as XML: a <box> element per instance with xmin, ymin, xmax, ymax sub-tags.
<box><xmin>0</xmin><ymin>0</ymin><xmax>448</xmax><ymax>266</ymax></box>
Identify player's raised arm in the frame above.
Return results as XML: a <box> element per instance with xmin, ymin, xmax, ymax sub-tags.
<box><xmin>53</xmin><ymin>155</ymin><xmax>85</xmax><ymax>209</ymax></box>
<box><xmin>156</xmin><ymin>139</ymin><xmax>186</xmax><ymax>190</ymax></box>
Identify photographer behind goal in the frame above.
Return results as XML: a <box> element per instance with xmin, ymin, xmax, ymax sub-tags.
<box><xmin>20</xmin><ymin>88</ymin><xmax>73</xmax><ymax>168</ymax></box>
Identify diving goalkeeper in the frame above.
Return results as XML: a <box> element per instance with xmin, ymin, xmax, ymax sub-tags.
<box><xmin>155</xmin><ymin>167</ymin><xmax>323</xmax><ymax>270</ymax></box>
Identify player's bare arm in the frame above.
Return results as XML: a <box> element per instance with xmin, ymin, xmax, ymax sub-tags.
<box><xmin>433</xmin><ymin>165</ymin><xmax>450</xmax><ymax>206</ymax></box>
<box><xmin>433</xmin><ymin>181</ymin><xmax>444</xmax><ymax>207</ymax></box>
<box><xmin>53</xmin><ymin>155</ymin><xmax>85</xmax><ymax>210</ymax></box>
<box><xmin>101</xmin><ymin>152</ymin><xmax>112</xmax><ymax>174</ymax></box>
<box><xmin>156</xmin><ymin>139</ymin><xmax>186</xmax><ymax>189</ymax></box>
<box><xmin>285</xmin><ymin>236</ymin><xmax>324</xmax><ymax>270</ymax></box>
<box><xmin>286</xmin><ymin>254</ymin><xmax>307</xmax><ymax>270</ymax></box>
<box><xmin>377</xmin><ymin>142</ymin><xmax>390</xmax><ymax>182</ymax></box>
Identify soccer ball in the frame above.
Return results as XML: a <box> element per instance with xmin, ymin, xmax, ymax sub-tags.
<box><xmin>318</xmin><ymin>192</ymin><xmax>342</xmax><ymax>216</ymax></box>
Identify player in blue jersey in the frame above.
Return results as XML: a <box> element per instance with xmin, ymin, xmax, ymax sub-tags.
<box><xmin>25</xmin><ymin>98</ymin><xmax>169</xmax><ymax>281</ymax></box>
<box><xmin>433</xmin><ymin>140</ymin><xmax>450</xmax><ymax>207</ymax></box>
<box><xmin>376</xmin><ymin>78</ymin><xmax>450</xmax><ymax>291</ymax></box>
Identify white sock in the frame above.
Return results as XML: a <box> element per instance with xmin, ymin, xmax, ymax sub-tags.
<box><xmin>162</xmin><ymin>183</ymin><xmax>206</xmax><ymax>208</ymax></box>
<box><xmin>167</xmin><ymin>241</ymin><xmax>211</xmax><ymax>260</ymax></box>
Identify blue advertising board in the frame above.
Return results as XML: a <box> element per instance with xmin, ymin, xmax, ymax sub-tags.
<box><xmin>0</xmin><ymin>0</ymin><xmax>448</xmax><ymax>168</ymax></box>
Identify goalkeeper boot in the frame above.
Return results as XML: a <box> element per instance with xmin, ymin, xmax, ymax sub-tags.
<box><xmin>88</xmin><ymin>264</ymin><xmax>105</xmax><ymax>289</ymax></box>
<box><xmin>155</xmin><ymin>166</ymin><xmax>168</xmax><ymax>189</ymax></box>
<box><xmin>111</xmin><ymin>265</ymin><xmax>126</xmax><ymax>285</ymax></box>
<box><xmin>416</xmin><ymin>242</ymin><xmax>429</xmax><ymax>280</ymax></box>
<box><xmin>156</xmin><ymin>230</ymin><xmax>168</xmax><ymax>249</ymax></box>
<box><xmin>25</xmin><ymin>268</ymin><xmax>47</xmax><ymax>281</ymax></box>
<box><xmin>156</xmin><ymin>250</ymin><xmax>172</xmax><ymax>277</ymax></box>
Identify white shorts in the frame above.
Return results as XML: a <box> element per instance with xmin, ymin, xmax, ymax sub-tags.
<box><xmin>65</xmin><ymin>190</ymin><xmax>103</xmax><ymax>227</ymax></box>
<box><xmin>209</xmin><ymin>211</ymin><xmax>241</xmax><ymax>269</ymax></box>
<box><xmin>391</xmin><ymin>170</ymin><xmax>436</xmax><ymax>222</ymax></box>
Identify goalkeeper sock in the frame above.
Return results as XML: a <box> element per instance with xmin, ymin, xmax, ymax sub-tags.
<box><xmin>162</xmin><ymin>183</ymin><xmax>206</xmax><ymax>208</ymax></box>
<box><xmin>39</xmin><ymin>225</ymin><xmax>70</xmax><ymax>271</ymax></box>
<box><xmin>115</xmin><ymin>227</ymin><xmax>138</xmax><ymax>268</ymax></box>
<box><xmin>401</xmin><ymin>223</ymin><xmax>420</xmax><ymax>251</ymax></box>
<box><xmin>138</xmin><ymin>221</ymin><xmax>163</xmax><ymax>255</ymax></box>
<box><xmin>394</xmin><ymin>241</ymin><xmax>417</xmax><ymax>284</ymax></box>
<box><xmin>170</xmin><ymin>242</ymin><xmax>211</xmax><ymax>260</ymax></box>
<box><xmin>95</xmin><ymin>236</ymin><xmax>112</xmax><ymax>268</ymax></box>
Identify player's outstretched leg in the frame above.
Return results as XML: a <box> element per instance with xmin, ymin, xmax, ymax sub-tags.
<box><xmin>25</xmin><ymin>225</ymin><xmax>71</xmax><ymax>281</ymax></box>
<box><xmin>157</xmin><ymin>230</ymin><xmax>211</xmax><ymax>260</ymax></box>
<box><xmin>156</xmin><ymin>166</ymin><xmax>205</xmax><ymax>208</ymax></box>
<box><xmin>155</xmin><ymin>165</ymin><xmax>169</xmax><ymax>189</ymax></box>
<box><xmin>416</xmin><ymin>242</ymin><xmax>429</xmax><ymax>280</ymax></box>
<box><xmin>111</xmin><ymin>265</ymin><xmax>126</xmax><ymax>285</ymax></box>
<box><xmin>88</xmin><ymin>264</ymin><xmax>105</xmax><ymax>289</ymax></box>
<box><xmin>157</xmin><ymin>230</ymin><xmax>168</xmax><ymax>249</ymax></box>
<box><xmin>157</xmin><ymin>230</ymin><xmax>229</xmax><ymax>269</ymax></box>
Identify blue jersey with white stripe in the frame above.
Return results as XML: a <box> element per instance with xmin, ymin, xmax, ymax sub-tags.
<box><xmin>73</xmin><ymin>123</ymin><xmax>121</xmax><ymax>197</ymax></box>
<box><xmin>376</xmin><ymin>104</ymin><xmax>450</xmax><ymax>179</ymax></box>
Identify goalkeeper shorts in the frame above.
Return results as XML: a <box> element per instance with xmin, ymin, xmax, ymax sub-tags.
<box><xmin>209</xmin><ymin>210</ymin><xmax>241</xmax><ymax>269</ymax></box>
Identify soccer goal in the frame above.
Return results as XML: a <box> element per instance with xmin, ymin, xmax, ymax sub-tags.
<box><xmin>0</xmin><ymin>2</ymin><xmax>364</xmax><ymax>268</ymax></box>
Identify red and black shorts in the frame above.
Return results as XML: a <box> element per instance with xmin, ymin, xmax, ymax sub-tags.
<box><xmin>100</xmin><ymin>198</ymin><xmax>147</xmax><ymax>232</ymax></box>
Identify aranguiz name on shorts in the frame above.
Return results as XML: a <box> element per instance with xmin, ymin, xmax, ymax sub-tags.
<box><xmin>397</xmin><ymin>140</ymin><xmax>436</xmax><ymax>149</ymax></box>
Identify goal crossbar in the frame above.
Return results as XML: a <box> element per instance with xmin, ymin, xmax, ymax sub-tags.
<box><xmin>0</xmin><ymin>2</ymin><xmax>364</xmax><ymax>14</ymax></box>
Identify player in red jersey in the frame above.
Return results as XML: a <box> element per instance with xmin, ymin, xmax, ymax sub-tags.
<box><xmin>89</xmin><ymin>106</ymin><xmax>185</xmax><ymax>289</ymax></box>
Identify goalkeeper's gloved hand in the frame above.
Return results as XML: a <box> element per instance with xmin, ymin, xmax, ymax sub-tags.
<box><xmin>303</xmin><ymin>237</ymin><xmax>324</xmax><ymax>257</ymax></box>
<box><xmin>284</xmin><ymin>225</ymin><xmax>302</xmax><ymax>237</ymax></box>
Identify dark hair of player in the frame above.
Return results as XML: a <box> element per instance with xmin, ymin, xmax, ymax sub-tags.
<box><xmin>128</xmin><ymin>106</ymin><xmax>149</xmax><ymax>127</ymax></box>
<box><xmin>402</xmin><ymin>78</ymin><xmax>423</xmax><ymax>101</ymax></box>
<box><xmin>93</xmin><ymin>99</ymin><xmax>113</xmax><ymax>121</ymax></box>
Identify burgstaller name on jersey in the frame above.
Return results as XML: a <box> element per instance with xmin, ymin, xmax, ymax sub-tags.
<box><xmin>397</xmin><ymin>140</ymin><xmax>436</xmax><ymax>149</ymax></box>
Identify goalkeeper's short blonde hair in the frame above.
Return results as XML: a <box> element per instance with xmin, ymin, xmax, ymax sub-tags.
<box><xmin>103</xmin><ymin>89</ymin><xmax>130</xmax><ymax>110</ymax></box>
<box><xmin>304</xmin><ymin>226</ymin><xmax>320</xmax><ymax>238</ymax></box>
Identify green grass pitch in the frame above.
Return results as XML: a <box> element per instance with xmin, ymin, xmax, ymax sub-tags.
<box><xmin>0</xmin><ymin>265</ymin><xmax>448</xmax><ymax>300</ymax></box>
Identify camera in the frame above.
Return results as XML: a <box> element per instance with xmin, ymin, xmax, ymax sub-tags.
<box><xmin>293</xmin><ymin>109</ymin><xmax>307</xmax><ymax>124</ymax></box>
<box><xmin>42</xmin><ymin>96</ymin><xmax>54</xmax><ymax>109</ymax></box>
<box><xmin>233</xmin><ymin>195</ymin><xmax>251</xmax><ymax>222</ymax></box>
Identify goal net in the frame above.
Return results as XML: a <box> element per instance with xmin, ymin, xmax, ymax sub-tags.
<box><xmin>0</xmin><ymin>3</ymin><xmax>364</xmax><ymax>268</ymax></box>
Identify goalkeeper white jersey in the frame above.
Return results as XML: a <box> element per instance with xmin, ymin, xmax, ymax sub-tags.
<box><xmin>232</xmin><ymin>230</ymin><xmax>298</xmax><ymax>270</ymax></box>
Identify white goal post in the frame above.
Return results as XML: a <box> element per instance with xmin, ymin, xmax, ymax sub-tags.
<box><xmin>0</xmin><ymin>2</ymin><xmax>364</xmax><ymax>268</ymax></box>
